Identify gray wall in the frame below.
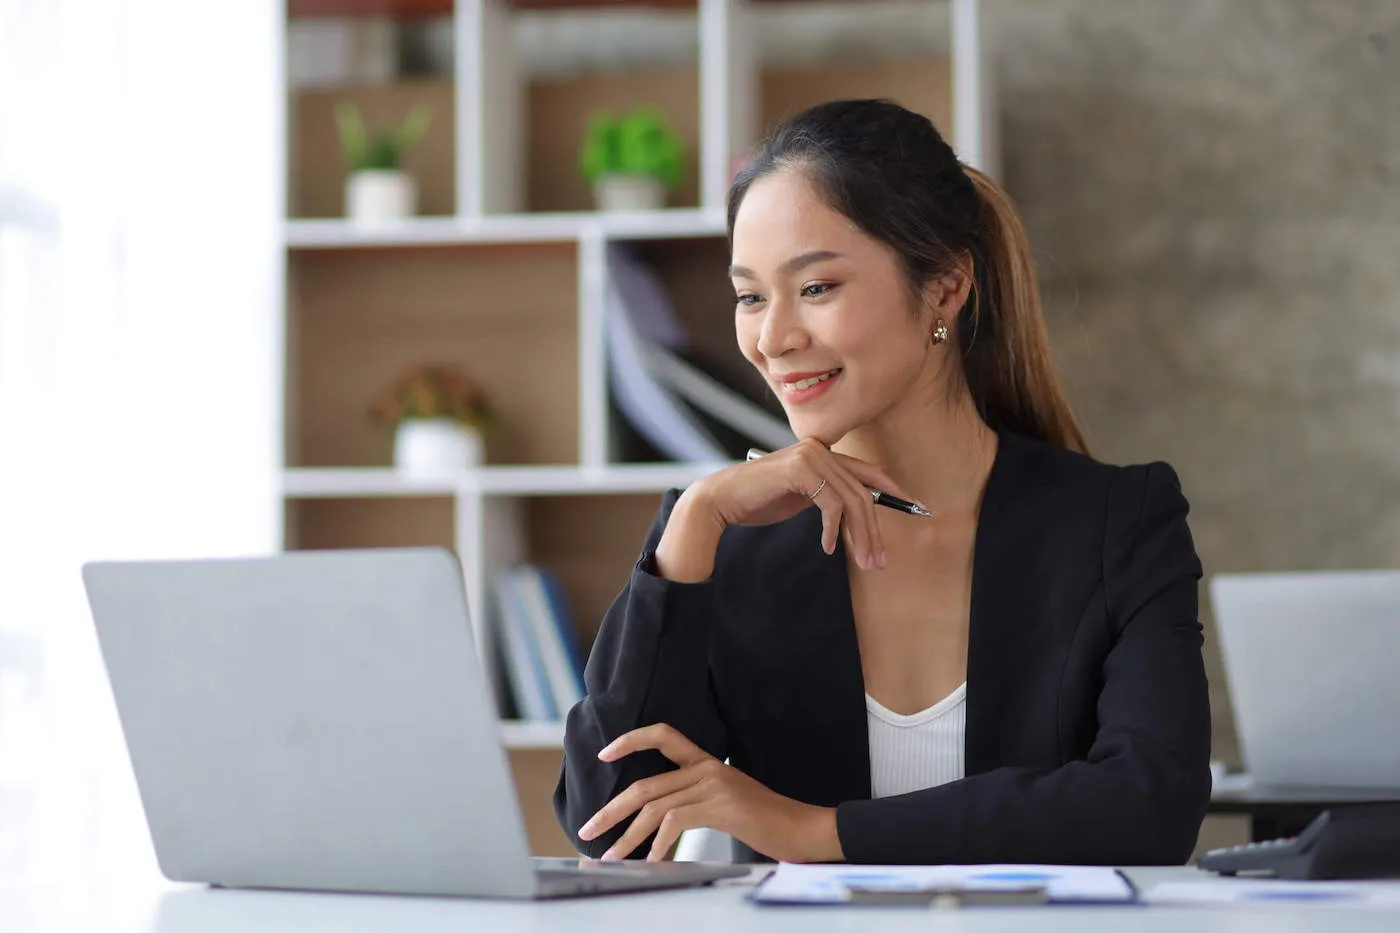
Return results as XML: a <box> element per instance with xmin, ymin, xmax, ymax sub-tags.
<box><xmin>990</xmin><ymin>0</ymin><xmax>1400</xmax><ymax>761</ymax></box>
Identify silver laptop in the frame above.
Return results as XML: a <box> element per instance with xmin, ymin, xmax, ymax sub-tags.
<box><xmin>82</xmin><ymin>548</ymin><xmax>747</xmax><ymax>898</ymax></box>
<box><xmin>1209</xmin><ymin>571</ymin><xmax>1400</xmax><ymax>790</ymax></box>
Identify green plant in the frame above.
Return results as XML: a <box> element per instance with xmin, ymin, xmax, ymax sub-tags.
<box><xmin>579</xmin><ymin>106</ymin><xmax>683</xmax><ymax>189</ymax></box>
<box><xmin>335</xmin><ymin>102</ymin><xmax>433</xmax><ymax>172</ymax></box>
<box><xmin>370</xmin><ymin>363</ymin><xmax>495</xmax><ymax>432</ymax></box>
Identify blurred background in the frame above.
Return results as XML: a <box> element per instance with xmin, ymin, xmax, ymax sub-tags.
<box><xmin>1</xmin><ymin>0</ymin><xmax>1397</xmax><ymax>906</ymax></box>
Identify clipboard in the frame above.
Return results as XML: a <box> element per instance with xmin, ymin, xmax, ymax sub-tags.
<box><xmin>747</xmin><ymin>863</ymin><xmax>1140</xmax><ymax>908</ymax></box>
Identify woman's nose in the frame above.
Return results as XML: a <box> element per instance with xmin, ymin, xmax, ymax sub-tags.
<box><xmin>755</xmin><ymin>298</ymin><xmax>808</xmax><ymax>360</ymax></box>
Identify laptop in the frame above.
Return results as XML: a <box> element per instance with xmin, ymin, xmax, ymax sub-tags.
<box><xmin>1209</xmin><ymin>571</ymin><xmax>1400</xmax><ymax>790</ymax></box>
<box><xmin>81</xmin><ymin>547</ymin><xmax>748</xmax><ymax>898</ymax></box>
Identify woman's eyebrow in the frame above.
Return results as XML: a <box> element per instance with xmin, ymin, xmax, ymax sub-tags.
<box><xmin>729</xmin><ymin>250</ymin><xmax>845</xmax><ymax>281</ymax></box>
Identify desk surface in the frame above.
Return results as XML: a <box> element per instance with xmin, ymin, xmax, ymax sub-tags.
<box><xmin>5</xmin><ymin>867</ymin><xmax>1400</xmax><ymax>933</ymax></box>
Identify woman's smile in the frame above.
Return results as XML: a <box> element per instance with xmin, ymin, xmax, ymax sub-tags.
<box><xmin>775</xmin><ymin>367</ymin><xmax>843</xmax><ymax>404</ymax></box>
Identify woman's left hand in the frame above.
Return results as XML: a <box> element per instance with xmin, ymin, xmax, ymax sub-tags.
<box><xmin>576</xmin><ymin>723</ymin><xmax>843</xmax><ymax>863</ymax></box>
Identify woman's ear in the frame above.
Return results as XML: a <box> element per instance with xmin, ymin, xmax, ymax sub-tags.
<box><xmin>921</xmin><ymin>257</ymin><xmax>974</xmax><ymax>324</ymax></box>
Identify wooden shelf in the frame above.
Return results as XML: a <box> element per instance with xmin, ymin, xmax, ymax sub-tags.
<box><xmin>282</xmin><ymin>462</ymin><xmax>729</xmax><ymax>498</ymax></box>
<box><xmin>287</xmin><ymin>243</ymin><xmax>580</xmax><ymax>468</ymax></box>
<box><xmin>290</xmin><ymin>0</ymin><xmax>699</xmax><ymax>14</ymax></box>
<box><xmin>501</xmin><ymin>720</ymin><xmax>566</xmax><ymax>749</ymax></box>
<box><xmin>284</xmin><ymin>209</ymin><xmax>725</xmax><ymax>249</ymax></box>
<box><xmin>289</xmin><ymin>0</ymin><xmax>453</xmax><ymax>18</ymax></box>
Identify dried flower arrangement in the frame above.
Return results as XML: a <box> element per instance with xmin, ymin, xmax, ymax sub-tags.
<box><xmin>370</xmin><ymin>363</ymin><xmax>496</xmax><ymax>432</ymax></box>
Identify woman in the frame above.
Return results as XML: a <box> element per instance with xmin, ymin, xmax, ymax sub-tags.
<box><xmin>554</xmin><ymin>99</ymin><xmax>1211</xmax><ymax>866</ymax></box>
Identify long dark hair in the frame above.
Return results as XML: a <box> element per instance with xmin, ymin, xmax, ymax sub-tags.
<box><xmin>727</xmin><ymin>99</ymin><xmax>1089</xmax><ymax>455</ymax></box>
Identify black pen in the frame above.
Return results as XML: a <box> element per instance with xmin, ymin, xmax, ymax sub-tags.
<box><xmin>746</xmin><ymin>448</ymin><xmax>933</xmax><ymax>518</ymax></box>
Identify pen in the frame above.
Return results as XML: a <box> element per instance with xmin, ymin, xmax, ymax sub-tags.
<box><xmin>745</xmin><ymin>448</ymin><xmax>933</xmax><ymax>518</ymax></box>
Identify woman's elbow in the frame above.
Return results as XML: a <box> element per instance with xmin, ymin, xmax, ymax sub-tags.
<box><xmin>1118</xmin><ymin>774</ymin><xmax>1211</xmax><ymax>865</ymax></box>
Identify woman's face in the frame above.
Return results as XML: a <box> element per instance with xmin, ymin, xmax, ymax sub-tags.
<box><xmin>730</xmin><ymin>169</ymin><xmax>938</xmax><ymax>446</ymax></box>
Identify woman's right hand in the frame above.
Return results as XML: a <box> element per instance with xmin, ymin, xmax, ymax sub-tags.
<box><xmin>664</xmin><ymin>438</ymin><xmax>922</xmax><ymax>577</ymax></box>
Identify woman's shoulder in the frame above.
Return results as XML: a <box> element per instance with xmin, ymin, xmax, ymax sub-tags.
<box><xmin>998</xmin><ymin>428</ymin><xmax>1188</xmax><ymax>501</ymax></box>
<box><xmin>989</xmin><ymin>429</ymin><xmax>1195</xmax><ymax>564</ymax></box>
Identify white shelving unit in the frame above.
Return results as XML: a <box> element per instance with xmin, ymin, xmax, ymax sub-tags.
<box><xmin>281</xmin><ymin>0</ymin><xmax>991</xmax><ymax>752</ymax></box>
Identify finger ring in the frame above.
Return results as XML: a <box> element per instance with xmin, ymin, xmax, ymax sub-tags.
<box><xmin>807</xmin><ymin>479</ymin><xmax>827</xmax><ymax>500</ymax></box>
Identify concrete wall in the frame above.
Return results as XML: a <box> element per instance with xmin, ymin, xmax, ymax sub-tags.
<box><xmin>989</xmin><ymin>0</ymin><xmax>1400</xmax><ymax>763</ymax></box>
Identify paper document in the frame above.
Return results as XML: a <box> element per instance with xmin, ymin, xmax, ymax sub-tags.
<box><xmin>1145</xmin><ymin>880</ymin><xmax>1400</xmax><ymax>909</ymax></box>
<box><xmin>751</xmin><ymin>863</ymin><xmax>1135</xmax><ymax>905</ymax></box>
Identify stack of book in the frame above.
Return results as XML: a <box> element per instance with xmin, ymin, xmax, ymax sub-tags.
<box><xmin>492</xmin><ymin>564</ymin><xmax>586</xmax><ymax>722</ymax></box>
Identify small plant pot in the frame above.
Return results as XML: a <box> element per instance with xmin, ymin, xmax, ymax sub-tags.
<box><xmin>346</xmin><ymin>169</ymin><xmax>417</xmax><ymax>224</ymax></box>
<box><xmin>593</xmin><ymin>174</ymin><xmax>665</xmax><ymax>212</ymax></box>
<box><xmin>394</xmin><ymin>419</ymin><xmax>483</xmax><ymax>475</ymax></box>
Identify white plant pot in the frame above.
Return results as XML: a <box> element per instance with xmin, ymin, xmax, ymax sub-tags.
<box><xmin>593</xmin><ymin>174</ymin><xmax>665</xmax><ymax>212</ymax></box>
<box><xmin>346</xmin><ymin>170</ymin><xmax>417</xmax><ymax>225</ymax></box>
<box><xmin>393</xmin><ymin>419</ymin><xmax>483</xmax><ymax>475</ymax></box>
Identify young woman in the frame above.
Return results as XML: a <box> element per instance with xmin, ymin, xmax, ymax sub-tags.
<box><xmin>554</xmin><ymin>99</ymin><xmax>1211</xmax><ymax>866</ymax></box>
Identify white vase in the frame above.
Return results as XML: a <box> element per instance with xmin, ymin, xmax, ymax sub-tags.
<box><xmin>593</xmin><ymin>174</ymin><xmax>665</xmax><ymax>211</ymax></box>
<box><xmin>346</xmin><ymin>170</ymin><xmax>417</xmax><ymax>225</ymax></box>
<box><xmin>393</xmin><ymin>419</ymin><xmax>483</xmax><ymax>475</ymax></box>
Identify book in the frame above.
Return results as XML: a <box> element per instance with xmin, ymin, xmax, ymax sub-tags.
<box><xmin>510</xmin><ymin>565</ymin><xmax>584</xmax><ymax>717</ymax></box>
<box><xmin>492</xmin><ymin>569</ymin><xmax>556</xmax><ymax>721</ymax></box>
<box><xmin>536</xmin><ymin>566</ymin><xmax>587</xmax><ymax>695</ymax></box>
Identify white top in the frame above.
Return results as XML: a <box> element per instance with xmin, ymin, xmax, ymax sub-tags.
<box><xmin>866</xmin><ymin>682</ymin><xmax>967</xmax><ymax>798</ymax></box>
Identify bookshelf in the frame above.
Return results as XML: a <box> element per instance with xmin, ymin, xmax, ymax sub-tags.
<box><xmin>282</xmin><ymin>0</ymin><xmax>992</xmax><ymax>855</ymax></box>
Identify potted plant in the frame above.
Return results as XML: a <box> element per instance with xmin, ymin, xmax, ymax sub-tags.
<box><xmin>579</xmin><ymin>105</ymin><xmax>683</xmax><ymax>211</ymax></box>
<box><xmin>335</xmin><ymin>101</ymin><xmax>433</xmax><ymax>225</ymax></box>
<box><xmin>370</xmin><ymin>363</ymin><xmax>495</xmax><ymax>475</ymax></box>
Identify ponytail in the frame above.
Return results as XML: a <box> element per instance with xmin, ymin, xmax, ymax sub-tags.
<box><xmin>961</xmin><ymin>166</ymin><xmax>1090</xmax><ymax>456</ymax></box>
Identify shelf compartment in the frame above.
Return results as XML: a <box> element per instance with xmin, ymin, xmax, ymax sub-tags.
<box><xmin>760</xmin><ymin>58</ymin><xmax>952</xmax><ymax>145</ymax></box>
<box><xmin>521</xmin><ymin>492</ymin><xmax>664</xmax><ymax>653</ymax></box>
<box><xmin>284</xmin><ymin>496</ymin><xmax>456</xmax><ymax>551</ymax></box>
<box><xmin>469</xmin><ymin>0</ymin><xmax>702</xmax><ymax>215</ymax></box>
<box><xmin>286</xmin><ymin>241</ymin><xmax>580</xmax><ymax>468</ymax></box>
<box><xmin>604</xmin><ymin>234</ymin><xmax>787</xmax><ymax>464</ymax></box>
<box><xmin>289</xmin><ymin>80</ymin><xmax>456</xmax><ymax>220</ymax></box>
<box><xmin>526</xmin><ymin>65</ymin><xmax>702</xmax><ymax>213</ymax></box>
<box><xmin>475</xmin><ymin>491</ymin><xmax>669</xmax><ymax>683</ymax></box>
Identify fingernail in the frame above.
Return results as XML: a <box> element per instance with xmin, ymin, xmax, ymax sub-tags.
<box><xmin>878</xmin><ymin>551</ymin><xmax>887</xmax><ymax>568</ymax></box>
<box><xmin>600</xmin><ymin>850</ymin><xmax>618</xmax><ymax>862</ymax></box>
<box><xmin>597</xmin><ymin>745</ymin><xmax>613</xmax><ymax>761</ymax></box>
<box><xmin>579</xmin><ymin>821</ymin><xmax>595</xmax><ymax>840</ymax></box>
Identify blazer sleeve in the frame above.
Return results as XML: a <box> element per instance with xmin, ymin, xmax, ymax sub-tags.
<box><xmin>553</xmin><ymin>488</ymin><xmax>730</xmax><ymax>858</ymax></box>
<box><xmin>835</xmin><ymin>462</ymin><xmax>1213</xmax><ymax>865</ymax></box>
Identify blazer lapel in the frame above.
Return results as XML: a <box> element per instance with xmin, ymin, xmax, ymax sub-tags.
<box><xmin>964</xmin><ymin>429</ymin><xmax>1074</xmax><ymax>775</ymax></box>
<box><xmin>964</xmin><ymin>428</ymin><xmax>1022</xmax><ymax>776</ymax></box>
<box><xmin>739</xmin><ymin>508</ymin><xmax>871</xmax><ymax>807</ymax></box>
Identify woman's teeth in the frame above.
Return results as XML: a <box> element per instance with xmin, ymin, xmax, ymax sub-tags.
<box><xmin>790</xmin><ymin>369</ymin><xmax>840</xmax><ymax>391</ymax></box>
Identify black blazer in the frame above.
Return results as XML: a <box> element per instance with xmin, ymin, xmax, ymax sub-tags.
<box><xmin>554</xmin><ymin>428</ymin><xmax>1212</xmax><ymax>864</ymax></box>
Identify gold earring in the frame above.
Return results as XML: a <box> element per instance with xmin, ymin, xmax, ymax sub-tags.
<box><xmin>931</xmin><ymin>318</ymin><xmax>949</xmax><ymax>346</ymax></box>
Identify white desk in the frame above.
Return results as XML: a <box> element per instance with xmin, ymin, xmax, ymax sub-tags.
<box><xmin>5</xmin><ymin>867</ymin><xmax>1400</xmax><ymax>933</ymax></box>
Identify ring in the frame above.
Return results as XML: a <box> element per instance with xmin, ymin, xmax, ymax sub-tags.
<box><xmin>807</xmin><ymin>479</ymin><xmax>827</xmax><ymax>500</ymax></box>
